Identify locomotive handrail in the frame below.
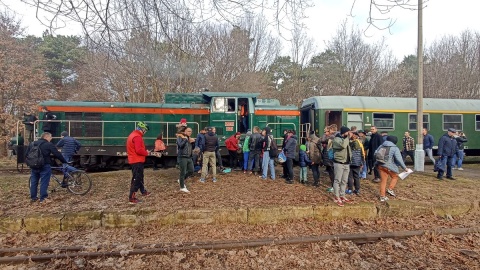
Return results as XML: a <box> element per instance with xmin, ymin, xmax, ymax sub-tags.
<box><xmin>28</xmin><ymin>120</ymin><xmax>199</xmax><ymax>147</ymax></box>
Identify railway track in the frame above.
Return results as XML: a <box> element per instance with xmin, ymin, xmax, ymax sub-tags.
<box><xmin>1</xmin><ymin>227</ymin><xmax>478</xmax><ymax>264</ymax></box>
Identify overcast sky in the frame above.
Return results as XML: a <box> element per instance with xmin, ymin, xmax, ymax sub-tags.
<box><xmin>5</xmin><ymin>0</ymin><xmax>480</xmax><ymax>60</ymax></box>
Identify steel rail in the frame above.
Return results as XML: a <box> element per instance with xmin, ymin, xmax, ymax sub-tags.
<box><xmin>0</xmin><ymin>227</ymin><xmax>478</xmax><ymax>264</ymax></box>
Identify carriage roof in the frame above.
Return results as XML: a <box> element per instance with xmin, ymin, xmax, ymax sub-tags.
<box><xmin>301</xmin><ymin>96</ymin><xmax>480</xmax><ymax>113</ymax></box>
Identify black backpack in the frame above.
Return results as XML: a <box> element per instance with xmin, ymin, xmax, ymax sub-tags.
<box><xmin>25</xmin><ymin>142</ymin><xmax>46</xmax><ymax>169</ymax></box>
<box><xmin>268</xmin><ymin>136</ymin><xmax>278</xmax><ymax>158</ymax></box>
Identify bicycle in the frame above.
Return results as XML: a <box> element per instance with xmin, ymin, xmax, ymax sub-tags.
<box><xmin>29</xmin><ymin>164</ymin><xmax>92</xmax><ymax>195</ymax></box>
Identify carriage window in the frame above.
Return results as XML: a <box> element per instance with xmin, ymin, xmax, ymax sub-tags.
<box><xmin>212</xmin><ymin>98</ymin><xmax>226</xmax><ymax>112</ymax></box>
<box><xmin>373</xmin><ymin>113</ymin><xmax>394</xmax><ymax>130</ymax></box>
<box><xmin>347</xmin><ymin>113</ymin><xmax>363</xmax><ymax>130</ymax></box>
<box><xmin>408</xmin><ymin>114</ymin><xmax>429</xmax><ymax>131</ymax></box>
<box><xmin>476</xmin><ymin>115</ymin><xmax>480</xmax><ymax>131</ymax></box>
<box><xmin>443</xmin><ymin>114</ymin><xmax>462</xmax><ymax>131</ymax></box>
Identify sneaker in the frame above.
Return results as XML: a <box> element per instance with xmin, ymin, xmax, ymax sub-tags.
<box><xmin>386</xmin><ymin>189</ymin><xmax>396</xmax><ymax>197</ymax></box>
<box><xmin>177</xmin><ymin>179</ymin><xmax>180</xmax><ymax>184</ymax></box>
<box><xmin>372</xmin><ymin>178</ymin><xmax>381</xmax><ymax>183</ymax></box>
<box><xmin>446</xmin><ymin>176</ymin><xmax>456</xmax><ymax>180</ymax></box>
<box><xmin>458</xmin><ymin>168</ymin><xmax>464</xmax><ymax>171</ymax></box>
<box><xmin>259</xmin><ymin>176</ymin><xmax>267</xmax><ymax>180</ymax></box>
<box><xmin>142</xmin><ymin>191</ymin><xmax>151</xmax><ymax>197</ymax></box>
<box><xmin>341</xmin><ymin>197</ymin><xmax>353</xmax><ymax>204</ymax></box>
<box><xmin>199</xmin><ymin>178</ymin><xmax>205</xmax><ymax>183</ymax></box>
<box><xmin>128</xmin><ymin>198</ymin><xmax>142</xmax><ymax>204</ymax></box>
<box><xmin>334</xmin><ymin>198</ymin><xmax>344</xmax><ymax>207</ymax></box>
<box><xmin>452</xmin><ymin>167</ymin><xmax>456</xmax><ymax>170</ymax></box>
<box><xmin>243</xmin><ymin>170</ymin><xmax>247</xmax><ymax>174</ymax></box>
<box><xmin>345</xmin><ymin>189</ymin><xmax>353</xmax><ymax>195</ymax></box>
<box><xmin>30</xmin><ymin>198</ymin><xmax>38</xmax><ymax>203</ymax></box>
<box><xmin>213</xmin><ymin>178</ymin><xmax>217</xmax><ymax>183</ymax></box>
<box><xmin>286</xmin><ymin>180</ymin><xmax>293</xmax><ymax>184</ymax></box>
<box><xmin>326</xmin><ymin>187</ymin><xmax>334</xmax><ymax>193</ymax></box>
<box><xmin>353</xmin><ymin>190</ymin><xmax>360</xmax><ymax>195</ymax></box>
<box><xmin>379</xmin><ymin>196</ymin><xmax>389</xmax><ymax>202</ymax></box>
<box><xmin>437</xmin><ymin>176</ymin><xmax>443</xmax><ymax>180</ymax></box>
<box><xmin>60</xmin><ymin>181</ymin><xmax>68</xmax><ymax>188</ymax></box>
<box><xmin>180</xmin><ymin>187</ymin><xmax>190</xmax><ymax>193</ymax></box>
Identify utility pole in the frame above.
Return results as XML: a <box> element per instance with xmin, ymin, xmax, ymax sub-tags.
<box><xmin>414</xmin><ymin>0</ymin><xmax>425</xmax><ymax>171</ymax></box>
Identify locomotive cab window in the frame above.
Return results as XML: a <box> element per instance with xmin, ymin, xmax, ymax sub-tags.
<box><xmin>443</xmin><ymin>114</ymin><xmax>462</xmax><ymax>131</ymax></box>
<box><xmin>212</xmin><ymin>97</ymin><xmax>236</xmax><ymax>113</ymax></box>
<box><xmin>476</xmin><ymin>115</ymin><xmax>480</xmax><ymax>131</ymax></box>
<box><xmin>373</xmin><ymin>113</ymin><xmax>394</xmax><ymax>130</ymax></box>
<box><xmin>408</xmin><ymin>113</ymin><xmax>430</xmax><ymax>131</ymax></box>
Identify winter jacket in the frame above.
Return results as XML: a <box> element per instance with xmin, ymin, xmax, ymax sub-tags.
<box><xmin>376</xmin><ymin>140</ymin><xmax>406</xmax><ymax>173</ymax></box>
<box><xmin>437</xmin><ymin>133</ymin><xmax>458</xmax><ymax>157</ymax></box>
<box><xmin>350</xmin><ymin>139</ymin><xmax>365</xmax><ymax>167</ymax></box>
<box><xmin>225</xmin><ymin>135</ymin><xmax>239</xmax><ymax>151</ymax></box>
<box><xmin>242</xmin><ymin>135</ymin><xmax>251</xmax><ymax>153</ymax></box>
<box><xmin>367</xmin><ymin>133</ymin><xmax>383</xmax><ymax>160</ymax></box>
<box><xmin>249</xmin><ymin>133</ymin><xmax>264</xmax><ymax>151</ymax></box>
<box><xmin>308</xmin><ymin>135</ymin><xmax>322</xmax><ymax>164</ymax></box>
<box><xmin>42</xmin><ymin>111</ymin><xmax>56</xmax><ymax>131</ymax></box>
<box><xmin>176</xmin><ymin>135</ymin><xmax>193</xmax><ymax>157</ymax></box>
<box><xmin>26</xmin><ymin>138</ymin><xmax>67</xmax><ymax>165</ymax></box>
<box><xmin>203</xmin><ymin>132</ymin><xmax>219</xmax><ymax>152</ymax></box>
<box><xmin>195</xmin><ymin>133</ymin><xmax>206</xmax><ymax>152</ymax></box>
<box><xmin>455</xmin><ymin>135</ymin><xmax>468</xmax><ymax>150</ymax></box>
<box><xmin>23</xmin><ymin>114</ymin><xmax>37</xmax><ymax>131</ymax></box>
<box><xmin>56</xmin><ymin>136</ymin><xmax>81</xmax><ymax>159</ymax></box>
<box><xmin>423</xmin><ymin>133</ymin><xmax>435</xmax><ymax>150</ymax></box>
<box><xmin>283</xmin><ymin>135</ymin><xmax>297</xmax><ymax>159</ymax></box>
<box><xmin>332</xmin><ymin>134</ymin><xmax>352</xmax><ymax>164</ymax></box>
<box><xmin>298</xmin><ymin>150</ymin><xmax>311</xmax><ymax>167</ymax></box>
<box><xmin>126</xmin><ymin>130</ymin><xmax>148</xmax><ymax>164</ymax></box>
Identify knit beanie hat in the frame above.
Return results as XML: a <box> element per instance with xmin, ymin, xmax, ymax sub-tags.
<box><xmin>386</xmin><ymin>135</ymin><xmax>398</xmax><ymax>144</ymax></box>
<box><xmin>340</xmin><ymin>126</ymin><xmax>350</xmax><ymax>134</ymax></box>
<box><xmin>300</xmin><ymin>145</ymin><xmax>307</xmax><ymax>151</ymax></box>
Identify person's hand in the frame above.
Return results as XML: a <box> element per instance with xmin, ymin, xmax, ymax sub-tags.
<box><xmin>189</xmin><ymin>138</ymin><xmax>195</xmax><ymax>143</ymax></box>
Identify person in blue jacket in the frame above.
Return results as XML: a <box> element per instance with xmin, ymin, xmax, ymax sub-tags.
<box><xmin>436</xmin><ymin>128</ymin><xmax>459</xmax><ymax>180</ymax></box>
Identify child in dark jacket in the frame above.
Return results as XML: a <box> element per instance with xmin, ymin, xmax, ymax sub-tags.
<box><xmin>299</xmin><ymin>145</ymin><xmax>311</xmax><ymax>184</ymax></box>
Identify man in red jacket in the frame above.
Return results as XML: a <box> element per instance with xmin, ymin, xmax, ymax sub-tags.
<box><xmin>127</xmin><ymin>122</ymin><xmax>151</xmax><ymax>204</ymax></box>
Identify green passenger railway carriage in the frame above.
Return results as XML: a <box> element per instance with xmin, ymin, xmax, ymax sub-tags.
<box><xmin>300</xmin><ymin>96</ymin><xmax>480</xmax><ymax>155</ymax></box>
<box><xmin>33</xmin><ymin>92</ymin><xmax>300</xmax><ymax>169</ymax></box>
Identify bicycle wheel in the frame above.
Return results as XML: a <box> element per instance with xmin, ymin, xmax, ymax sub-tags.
<box><xmin>66</xmin><ymin>171</ymin><xmax>92</xmax><ymax>195</ymax></box>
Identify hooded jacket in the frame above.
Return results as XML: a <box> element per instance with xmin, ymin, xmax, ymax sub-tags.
<box><xmin>332</xmin><ymin>133</ymin><xmax>352</xmax><ymax>164</ymax></box>
<box><xmin>438</xmin><ymin>133</ymin><xmax>458</xmax><ymax>157</ymax></box>
<box><xmin>376</xmin><ymin>140</ymin><xmax>406</xmax><ymax>173</ymax></box>
<box><xmin>284</xmin><ymin>135</ymin><xmax>297</xmax><ymax>159</ymax></box>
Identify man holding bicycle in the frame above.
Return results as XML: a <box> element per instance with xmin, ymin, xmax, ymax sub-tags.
<box><xmin>26</xmin><ymin>132</ymin><xmax>67</xmax><ymax>204</ymax></box>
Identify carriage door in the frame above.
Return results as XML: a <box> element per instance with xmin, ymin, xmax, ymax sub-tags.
<box><xmin>210</xmin><ymin>97</ymin><xmax>238</xmax><ymax>140</ymax></box>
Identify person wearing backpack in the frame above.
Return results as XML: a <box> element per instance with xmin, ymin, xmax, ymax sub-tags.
<box><xmin>376</xmin><ymin>136</ymin><xmax>409</xmax><ymax>202</ymax></box>
<box><xmin>26</xmin><ymin>132</ymin><xmax>68</xmax><ymax>204</ymax></box>
<box><xmin>260</xmin><ymin>127</ymin><xmax>276</xmax><ymax>180</ymax></box>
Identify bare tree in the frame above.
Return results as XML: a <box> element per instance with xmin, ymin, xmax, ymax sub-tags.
<box><xmin>424</xmin><ymin>30</ymin><xmax>480</xmax><ymax>98</ymax></box>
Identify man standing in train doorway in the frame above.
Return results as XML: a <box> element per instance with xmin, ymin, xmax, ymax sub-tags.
<box><xmin>127</xmin><ymin>122</ymin><xmax>152</xmax><ymax>204</ymax></box>
<box><xmin>239</xmin><ymin>100</ymin><xmax>248</xmax><ymax>133</ymax></box>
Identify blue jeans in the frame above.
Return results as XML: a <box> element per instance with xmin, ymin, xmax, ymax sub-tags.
<box><xmin>261</xmin><ymin>151</ymin><xmax>275</xmax><ymax>179</ymax></box>
<box><xmin>243</xmin><ymin>152</ymin><xmax>250</xmax><ymax>170</ymax></box>
<box><xmin>453</xmin><ymin>150</ymin><xmax>464</xmax><ymax>168</ymax></box>
<box><xmin>437</xmin><ymin>156</ymin><xmax>453</xmax><ymax>178</ymax></box>
<box><xmin>360</xmin><ymin>160</ymin><xmax>367</xmax><ymax>178</ymax></box>
<box><xmin>30</xmin><ymin>164</ymin><xmax>52</xmax><ymax>201</ymax></box>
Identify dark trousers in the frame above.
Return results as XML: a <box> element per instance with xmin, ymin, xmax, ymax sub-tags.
<box><xmin>348</xmin><ymin>165</ymin><xmax>361</xmax><ymax>192</ymax></box>
<box><xmin>129</xmin><ymin>163</ymin><xmax>146</xmax><ymax>198</ymax></box>
<box><xmin>402</xmin><ymin>150</ymin><xmax>415</xmax><ymax>163</ymax></box>
<box><xmin>179</xmin><ymin>156</ymin><xmax>194</xmax><ymax>188</ymax></box>
<box><xmin>247</xmin><ymin>150</ymin><xmax>261</xmax><ymax>172</ymax></box>
<box><xmin>286</xmin><ymin>157</ymin><xmax>294</xmax><ymax>181</ymax></box>
<box><xmin>326</xmin><ymin>165</ymin><xmax>335</xmax><ymax>187</ymax></box>
<box><xmin>228</xmin><ymin>150</ymin><xmax>238</xmax><ymax>169</ymax></box>
<box><xmin>311</xmin><ymin>164</ymin><xmax>320</xmax><ymax>185</ymax></box>
<box><xmin>215</xmin><ymin>149</ymin><xmax>223</xmax><ymax>167</ymax></box>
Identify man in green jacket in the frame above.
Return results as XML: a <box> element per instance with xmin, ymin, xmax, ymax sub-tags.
<box><xmin>332</xmin><ymin>126</ymin><xmax>353</xmax><ymax>207</ymax></box>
